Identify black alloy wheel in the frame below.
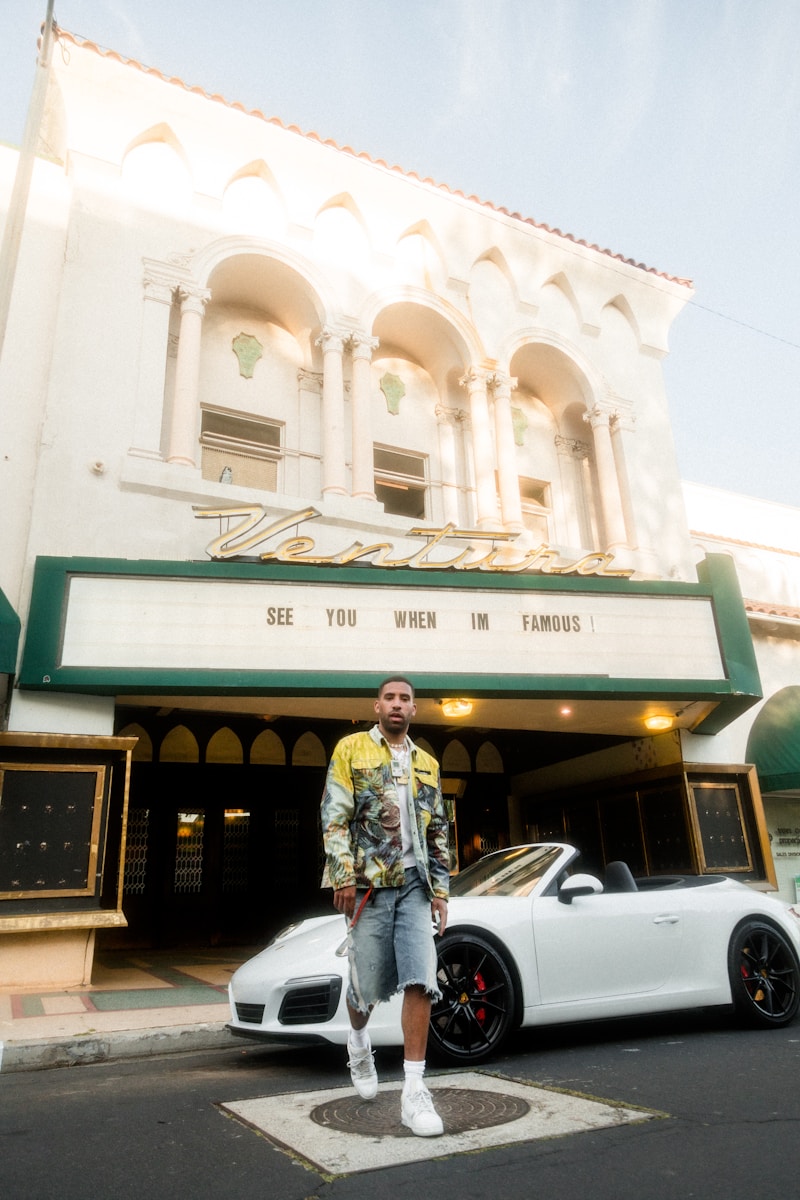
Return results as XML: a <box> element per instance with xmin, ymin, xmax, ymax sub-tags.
<box><xmin>728</xmin><ymin>920</ymin><xmax>800</xmax><ymax>1028</ymax></box>
<box><xmin>429</xmin><ymin>932</ymin><xmax>516</xmax><ymax>1064</ymax></box>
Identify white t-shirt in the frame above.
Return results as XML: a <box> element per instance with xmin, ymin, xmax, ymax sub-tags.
<box><xmin>370</xmin><ymin>725</ymin><xmax>416</xmax><ymax>868</ymax></box>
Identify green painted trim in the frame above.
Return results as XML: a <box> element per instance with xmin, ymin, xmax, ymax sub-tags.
<box><xmin>16</xmin><ymin>668</ymin><xmax>747</xmax><ymax>699</ymax></box>
<box><xmin>22</xmin><ymin>553</ymin><xmax>717</xmax><ymax>593</ymax></box>
<box><xmin>693</xmin><ymin>554</ymin><xmax>762</xmax><ymax>733</ymax></box>
<box><xmin>759</xmin><ymin>772</ymin><xmax>800</xmax><ymax>793</ymax></box>
<box><xmin>0</xmin><ymin>586</ymin><xmax>21</xmax><ymax>675</ymax></box>
<box><xmin>17</xmin><ymin>555</ymin><xmax>762</xmax><ymax>734</ymax></box>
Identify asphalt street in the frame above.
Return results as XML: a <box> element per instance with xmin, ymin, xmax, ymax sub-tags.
<box><xmin>2</xmin><ymin>1009</ymin><xmax>799</xmax><ymax>1200</ymax></box>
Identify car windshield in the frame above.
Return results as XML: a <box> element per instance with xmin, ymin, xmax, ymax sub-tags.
<box><xmin>449</xmin><ymin>844</ymin><xmax>564</xmax><ymax>897</ymax></box>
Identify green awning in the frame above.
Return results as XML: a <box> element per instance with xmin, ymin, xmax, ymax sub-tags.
<box><xmin>0</xmin><ymin>587</ymin><xmax>21</xmax><ymax>675</ymax></box>
<box><xmin>747</xmin><ymin>686</ymin><xmax>800</xmax><ymax>792</ymax></box>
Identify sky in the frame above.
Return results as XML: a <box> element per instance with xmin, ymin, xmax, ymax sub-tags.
<box><xmin>3</xmin><ymin>0</ymin><xmax>799</xmax><ymax>510</ymax></box>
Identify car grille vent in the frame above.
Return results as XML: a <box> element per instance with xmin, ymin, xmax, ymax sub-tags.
<box><xmin>235</xmin><ymin>1002</ymin><xmax>266</xmax><ymax>1024</ymax></box>
<box><xmin>278</xmin><ymin>977</ymin><xmax>342</xmax><ymax>1025</ymax></box>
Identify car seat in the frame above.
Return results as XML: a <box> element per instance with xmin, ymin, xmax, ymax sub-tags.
<box><xmin>604</xmin><ymin>860</ymin><xmax>638</xmax><ymax>893</ymax></box>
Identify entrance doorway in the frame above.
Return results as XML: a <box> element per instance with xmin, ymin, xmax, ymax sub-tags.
<box><xmin>116</xmin><ymin>762</ymin><xmax>327</xmax><ymax>948</ymax></box>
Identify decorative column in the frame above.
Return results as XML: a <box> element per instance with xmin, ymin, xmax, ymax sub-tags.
<box><xmin>130</xmin><ymin>270</ymin><xmax>175</xmax><ymax>458</ymax></box>
<box><xmin>554</xmin><ymin>435</ymin><xmax>591</xmax><ymax>547</ymax></box>
<box><xmin>316</xmin><ymin>326</ymin><xmax>347</xmax><ymax>496</ymax></box>
<box><xmin>348</xmin><ymin>332</ymin><xmax>379</xmax><ymax>500</ymax></box>
<box><xmin>609</xmin><ymin>408</ymin><xmax>639</xmax><ymax>549</ymax></box>
<box><xmin>460</xmin><ymin>368</ymin><xmax>498</xmax><ymax>528</ymax></box>
<box><xmin>583</xmin><ymin>403</ymin><xmax>628</xmax><ymax>548</ymax></box>
<box><xmin>295</xmin><ymin>368</ymin><xmax>322</xmax><ymax>496</ymax></box>
<box><xmin>167</xmin><ymin>285</ymin><xmax>210</xmax><ymax>466</ymax></box>
<box><xmin>489</xmin><ymin>372</ymin><xmax>523</xmax><ymax>532</ymax></box>
<box><xmin>435</xmin><ymin>404</ymin><xmax>467</xmax><ymax>526</ymax></box>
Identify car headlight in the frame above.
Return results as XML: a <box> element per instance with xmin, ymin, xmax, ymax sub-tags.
<box><xmin>266</xmin><ymin>921</ymin><xmax>304</xmax><ymax>947</ymax></box>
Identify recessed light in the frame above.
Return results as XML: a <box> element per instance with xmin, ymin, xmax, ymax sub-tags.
<box><xmin>644</xmin><ymin>715</ymin><xmax>673</xmax><ymax>731</ymax></box>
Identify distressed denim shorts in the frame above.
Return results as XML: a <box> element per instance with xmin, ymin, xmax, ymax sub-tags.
<box><xmin>348</xmin><ymin>867</ymin><xmax>441</xmax><ymax>1013</ymax></box>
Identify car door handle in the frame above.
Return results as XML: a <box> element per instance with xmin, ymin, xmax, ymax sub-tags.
<box><xmin>653</xmin><ymin>915</ymin><xmax>680</xmax><ymax>925</ymax></box>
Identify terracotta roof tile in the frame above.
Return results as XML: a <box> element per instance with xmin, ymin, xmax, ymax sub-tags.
<box><xmin>745</xmin><ymin>599</ymin><xmax>800</xmax><ymax>621</ymax></box>
<box><xmin>55</xmin><ymin>28</ymin><xmax>693</xmax><ymax>289</ymax></box>
<box><xmin>690</xmin><ymin>530</ymin><xmax>800</xmax><ymax>559</ymax></box>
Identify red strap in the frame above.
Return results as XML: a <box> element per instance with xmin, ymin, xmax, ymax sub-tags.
<box><xmin>350</xmin><ymin>885</ymin><xmax>374</xmax><ymax>929</ymax></box>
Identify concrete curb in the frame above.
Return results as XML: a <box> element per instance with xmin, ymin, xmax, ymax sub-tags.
<box><xmin>0</xmin><ymin>1022</ymin><xmax>235</xmax><ymax>1073</ymax></box>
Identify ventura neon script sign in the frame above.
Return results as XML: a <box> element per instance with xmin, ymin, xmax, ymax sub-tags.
<box><xmin>194</xmin><ymin>504</ymin><xmax>634</xmax><ymax>577</ymax></box>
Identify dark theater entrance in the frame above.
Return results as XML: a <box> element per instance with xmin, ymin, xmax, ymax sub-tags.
<box><xmin>107</xmin><ymin>705</ymin><xmax>773</xmax><ymax>953</ymax></box>
<box><xmin>108</xmin><ymin>707</ymin><xmax>615</xmax><ymax>951</ymax></box>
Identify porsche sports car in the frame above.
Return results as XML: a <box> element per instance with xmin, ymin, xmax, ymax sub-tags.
<box><xmin>227</xmin><ymin>843</ymin><xmax>800</xmax><ymax>1064</ymax></box>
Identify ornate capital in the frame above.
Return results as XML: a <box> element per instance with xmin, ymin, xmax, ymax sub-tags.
<box><xmin>583</xmin><ymin>403</ymin><xmax>614</xmax><ymax>431</ymax></box>
<box><xmin>142</xmin><ymin>256</ymin><xmax>189</xmax><ymax>297</ymax></box>
<box><xmin>555</xmin><ymin>435</ymin><xmax>590</xmax><ymax>460</ymax></box>
<box><xmin>486</xmin><ymin>372</ymin><xmax>518</xmax><ymax>398</ymax></box>
<box><xmin>606</xmin><ymin>394</ymin><xmax>636</xmax><ymax>433</ymax></box>
<box><xmin>297</xmin><ymin>368</ymin><xmax>323</xmax><ymax>392</ymax></box>
<box><xmin>316</xmin><ymin>325</ymin><xmax>346</xmax><ymax>354</ymax></box>
<box><xmin>142</xmin><ymin>275</ymin><xmax>175</xmax><ymax>305</ymax></box>
<box><xmin>584</xmin><ymin>397</ymin><xmax>637</xmax><ymax>434</ymax></box>
<box><xmin>459</xmin><ymin>366</ymin><xmax>489</xmax><ymax>394</ymax></box>
<box><xmin>611</xmin><ymin>411</ymin><xmax>637</xmax><ymax>434</ymax></box>
<box><xmin>347</xmin><ymin>331</ymin><xmax>380</xmax><ymax>360</ymax></box>
<box><xmin>176</xmin><ymin>285</ymin><xmax>211</xmax><ymax>317</ymax></box>
<box><xmin>435</xmin><ymin>403</ymin><xmax>468</xmax><ymax>425</ymax></box>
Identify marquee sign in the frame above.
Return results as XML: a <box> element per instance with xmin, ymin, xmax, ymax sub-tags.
<box><xmin>18</xmin><ymin>552</ymin><xmax>760</xmax><ymax>734</ymax></box>
<box><xmin>56</xmin><ymin>573</ymin><xmax>723</xmax><ymax>681</ymax></box>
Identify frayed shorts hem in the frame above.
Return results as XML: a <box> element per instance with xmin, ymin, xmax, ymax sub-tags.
<box><xmin>346</xmin><ymin>977</ymin><xmax>442</xmax><ymax>1013</ymax></box>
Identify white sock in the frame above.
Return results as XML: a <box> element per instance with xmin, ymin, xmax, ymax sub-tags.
<box><xmin>403</xmin><ymin>1059</ymin><xmax>425</xmax><ymax>1091</ymax></box>
<box><xmin>349</xmin><ymin>1026</ymin><xmax>370</xmax><ymax>1050</ymax></box>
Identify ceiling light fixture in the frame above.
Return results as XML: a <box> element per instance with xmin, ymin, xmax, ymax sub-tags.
<box><xmin>440</xmin><ymin>698</ymin><xmax>473</xmax><ymax>718</ymax></box>
<box><xmin>644</xmin><ymin>714</ymin><xmax>673</xmax><ymax>731</ymax></box>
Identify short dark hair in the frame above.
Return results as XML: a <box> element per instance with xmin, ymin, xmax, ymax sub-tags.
<box><xmin>377</xmin><ymin>675</ymin><xmax>415</xmax><ymax>699</ymax></box>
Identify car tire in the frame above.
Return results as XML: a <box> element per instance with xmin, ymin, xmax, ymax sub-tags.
<box><xmin>727</xmin><ymin>919</ymin><xmax>800</xmax><ymax>1029</ymax></box>
<box><xmin>429</xmin><ymin>931</ymin><xmax>517</xmax><ymax>1064</ymax></box>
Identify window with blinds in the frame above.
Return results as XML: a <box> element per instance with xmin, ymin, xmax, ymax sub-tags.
<box><xmin>374</xmin><ymin>446</ymin><xmax>427</xmax><ymax>518</ymax></box>
<box><xmin>201</xmin><ymin>408</ymin><xmax>281</xmax><ymax>492</ymax></box>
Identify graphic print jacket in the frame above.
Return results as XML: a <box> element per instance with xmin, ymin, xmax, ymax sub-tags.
<box><xmin>321</xmin><ymin>726</ymin><xmax>450</xmax><ymax>900</ymax></box>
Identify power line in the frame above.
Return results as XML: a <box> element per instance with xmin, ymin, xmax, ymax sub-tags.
<box><xmin>687</xmin><ymin>299</ymin><xmax>800</xmax><ymax>351</ymax></box>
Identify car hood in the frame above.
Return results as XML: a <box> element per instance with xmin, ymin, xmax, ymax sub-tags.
<box><xmin>232</xmin><ymin>913</ymin><xmax>346</xmax><ymax>988</ymax></box>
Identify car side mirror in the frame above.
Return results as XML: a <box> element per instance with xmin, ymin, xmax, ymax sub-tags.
<box><xmin>558</xmin><ymin>873</ymin><xmax>604</xmax><ymax>904</ymax></box>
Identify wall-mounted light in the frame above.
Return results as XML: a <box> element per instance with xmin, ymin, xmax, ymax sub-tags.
<box><xmin>644</xmin><ymin>714</ymin><xmax>673</xmax><ymax>731</ymax></box>
<box><xmin>440</xmin><ymin>698</ymin><xmax>473</xmax><ymax>718</ymax></box>
<box><xmin>559</xmin><ymin>706</ymin><xmax>573</xmax><ymax>717</ymax></box>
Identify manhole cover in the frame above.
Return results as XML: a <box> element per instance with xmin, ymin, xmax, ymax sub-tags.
<box><xmin>310</xmin><ymin>1087</ymin><xmax>530</xmax><ymax>1137</ymax></box>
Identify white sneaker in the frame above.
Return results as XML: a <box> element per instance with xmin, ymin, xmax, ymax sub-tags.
<box><xmin>401</xmin><ymin>1082</ymin><xmax>444</xmax><ymax>1137</ymax></box>
<box><xmin>347</xmin><ymin>1034</ymin><xmax>378</xmax><ymax>1100</ymax></box>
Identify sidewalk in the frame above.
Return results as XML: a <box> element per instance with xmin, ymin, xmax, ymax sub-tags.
<box><xmin>0</xmin><ymin>946</ymin><xmax>259</xmax><ymax>1073</ymax></box>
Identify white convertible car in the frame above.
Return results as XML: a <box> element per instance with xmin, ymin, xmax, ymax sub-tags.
<box><xmin>227</xmin><ymin>843</ymin><xmax>800</xmax><ymax>1064</ymax></box>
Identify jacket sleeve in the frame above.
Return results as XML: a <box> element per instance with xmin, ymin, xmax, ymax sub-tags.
<box><xmin>320</xmin><ymin>740</ymin><xmax>357</xmax><ymax>891</ymax></box>
<box><xmin>426</xmin><ymin>763</ymin><xmax>451</xmax><ymax>901</ymax></box>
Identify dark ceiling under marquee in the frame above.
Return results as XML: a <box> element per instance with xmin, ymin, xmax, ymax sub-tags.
<box><xmin>114</xmin><ymin>704</ymin><xmax>625</xmax><ymax>775</ymax></box>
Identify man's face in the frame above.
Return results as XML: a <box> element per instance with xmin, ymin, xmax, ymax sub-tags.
<box><xmin>375</xmin><ymin>681</ymin><xmax>416</xmax><ymax>741</ymax></box>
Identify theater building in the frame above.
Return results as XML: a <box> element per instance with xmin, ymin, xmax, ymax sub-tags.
<box><xmin>0</xmin><ymin>27</ymin><xmax>797</xmax><ymax>987</ymax></box>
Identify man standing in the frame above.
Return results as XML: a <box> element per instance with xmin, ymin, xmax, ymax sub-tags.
<box><xmin>321</xmin><ymin>676</ymin><xmax>450</xmax><ymax>1137</ymax></box>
